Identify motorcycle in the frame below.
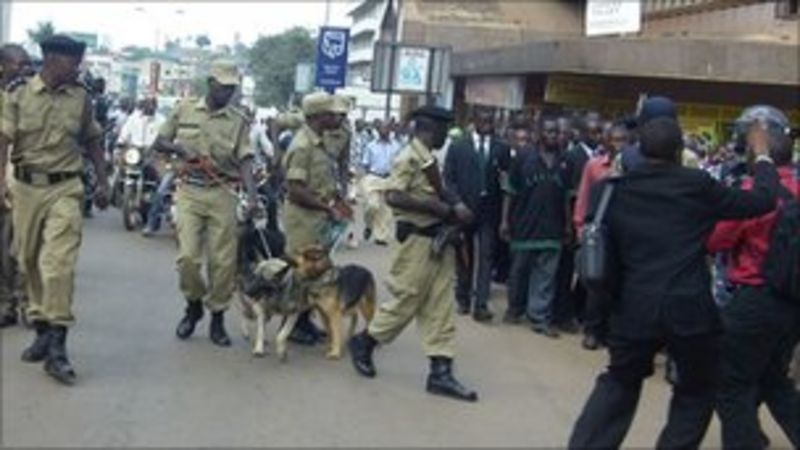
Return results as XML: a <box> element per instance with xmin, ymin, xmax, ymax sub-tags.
<box><xmin>119</xmin><ymin>145</ymin><xmax>158</xmax><ymax>231</ymax></box>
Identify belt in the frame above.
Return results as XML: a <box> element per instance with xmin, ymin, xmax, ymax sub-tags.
<box><xmin>183</xmin><ymin>176</ymin><xmax>221</xmax><ymax>188</ymax></box>
<box><xmin>14</xmin><ymin>167</ymin><xmax>81</xmax><ymax>187</ymax></box>
<box><xmin>368</xmin><ymin>172</ymin><xmax>390</xmax><ymax>178</ymax></box>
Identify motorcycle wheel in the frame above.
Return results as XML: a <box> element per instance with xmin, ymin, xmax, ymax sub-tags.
<box><xmin>121</xmin><ymin>190</ymin><xmax>140</xmax><ymax>231</ymax></box>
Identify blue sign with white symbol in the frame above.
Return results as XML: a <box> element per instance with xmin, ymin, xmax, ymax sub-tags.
<box><xmin>315</xmin><ymin>27</ymin><xmax>350</xmax><ymax>92</ymax></box>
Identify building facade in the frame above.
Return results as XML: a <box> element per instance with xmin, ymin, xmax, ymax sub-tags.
<box><xmin>341</xmin><ymin>0</ymin><xmax>400</xmax><ymax>121</ymax></box>
<box><xmin>396</xmin><ymin>0</ymin><xmax>799</xmax><ymax>138</ymax></box>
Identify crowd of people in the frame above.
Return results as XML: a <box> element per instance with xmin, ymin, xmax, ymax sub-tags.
<box><xmin>1</xmin><ymin>34</ymin><xmax>798</xmax><ymax>448</ymax></box>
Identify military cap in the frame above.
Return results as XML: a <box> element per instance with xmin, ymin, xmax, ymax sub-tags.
<box><xmin>331</xmin><ymin>95</ymin><xmax>351</xmax><ymax>114</ymax></box>
<box><xmin>301</xmin><ymin>92</ymin><xmax>336</xmax><ymax>117</ymax></box>
<box><xmin>209</xmin><ymin>61</ymin><xmax>240</xmax><ymax>86</ymax></box>
<box><xmin>410</xmin><ymin>105</ymin><xmax>454</xmax><ymax>123</ymax></box>
<box><xmin>40</xmin><ymin>35</ymin><xmax>86</xmax><ymax>58</ymax></box>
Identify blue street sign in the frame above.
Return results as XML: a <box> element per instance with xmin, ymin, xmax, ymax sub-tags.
<box><xmin>315</xmin><ymin>27</ymin><xmax>350</xmax><ymax>93</ymax></box>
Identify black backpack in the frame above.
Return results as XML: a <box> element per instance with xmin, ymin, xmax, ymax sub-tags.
<box><xmin>762</xmin><ymin>181</ymin><xmax>800</xmax><ymax>305</ymax></box>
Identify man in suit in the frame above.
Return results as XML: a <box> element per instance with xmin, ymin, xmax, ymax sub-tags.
<box><xmin>555</xmin><ymin>114</ymin><xmax>604</xmax><ymax>331</ymax></box>
<box><xmin>568</xmin><ymin>116</ymin><xmax>779</xmax><ymax>449</ymax></box>
<box><xmin>444</xmin><ymin>109</ymin><xmax>509</xmax><ymax>322</ymax></box>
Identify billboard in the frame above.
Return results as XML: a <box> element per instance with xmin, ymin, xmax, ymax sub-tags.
<box><xmin>585</xmin><ymin>0</ymin><xmax>641</xmax><ymax>37</ymax></box>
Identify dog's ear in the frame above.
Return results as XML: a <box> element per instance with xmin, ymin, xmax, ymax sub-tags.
<box><xmin>281</xmin><ymin>255</ymin><xmax>299</xmax><ymax>268</ymax></box>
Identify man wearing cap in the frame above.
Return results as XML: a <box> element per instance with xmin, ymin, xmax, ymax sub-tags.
<box><xmin>282</xmin><ymin>92</ymin><xmax>348</xmax><ymax>256</ymax></box>
<box><xmin>153</xmin><ymin>62</ymin><xmax>258</xmax><ymax>348</ymax></box>
<box><xmin>348</xmin><ymin>106</ymin><xmax>479</xmax><ymax>402</ymax></box>
<box><xmin>0</xmin><ymin>35</ymin><xmax>109</xmax><ymax>384</ymax></box>
<box><xmin>280</xmin><ymin>92</ymin><xmax>348</xmax><ymax>345</ymax></box>
<box><xmin>0</xmin><ymin>44</ymin><xmax>34</xmax><ymax>328</ymax></box>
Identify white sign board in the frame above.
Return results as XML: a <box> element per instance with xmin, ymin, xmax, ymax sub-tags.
<box><xmin>394</xmin><ymin>47</ymin><xmax>430</xmax><ymax>92</ymax></box>
<box><xmin>586</xmin><ymin>0</ymin><xmax>641</xmax><ymax>37</ymax></box>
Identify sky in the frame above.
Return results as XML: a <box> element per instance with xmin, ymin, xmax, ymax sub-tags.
<box><xmin>9</xmin><ymin>1</ymin><xmax>352</xmax><ymax>50</ymax></box>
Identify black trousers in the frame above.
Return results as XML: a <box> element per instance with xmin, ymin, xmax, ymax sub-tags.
<box><xmin>455</xmin><ymin>219</ymin><xmax>496</xmax><ymax>312</ymax></box>
<box><xmin>554</xmin><ymin>245</ymin><xmax>587</xmax><ymax>326</ymax></box>
<box><xmin>569</xmin><ymin>332</ymin><xmax>719</xmax><ymax>449</ymax></box>
<box><xmin>717</xmin><ymin>286</ymin><xmax>800</xmax><ymax>449</ymax></box>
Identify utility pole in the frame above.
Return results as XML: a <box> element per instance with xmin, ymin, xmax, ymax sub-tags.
<box><xmin>324</xmin><ymin>0</ymin><xmax>332</xmax><ymax>26</ymax></box>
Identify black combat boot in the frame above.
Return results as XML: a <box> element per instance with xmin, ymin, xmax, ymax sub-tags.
<box><xmin>175</xmin><ymin>300</ymin><xmax>204</xmax><ymax>340</ymax></box>
<box><xmin>426</xmin><ymin>356</ymin><xmax>478</xmax><ymax>402</ymax></box>
<box><xmin>347</xmin><ymin>331</ymin><xmax>377</xmax><ymax>378</ymax></box>
<box><xmin>21</xmin><ymin>321</ymin><xmax>51</xmax><ymax>363</ymax></box>
<box><xmin>43</xmin><ymin>325</ymin><xmax>76</xmax><ymax>385</ymax></box>
<box><xmin>209</xmin><ymin>311</ymin><xmax>231</xmax><ymax>347</ymax></box>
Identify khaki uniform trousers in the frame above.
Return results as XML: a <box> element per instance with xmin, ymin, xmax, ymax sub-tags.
<box><xmin>368</xmin><ymin>234</ymin><xmax>457</xmax><ymax>358</ymax></box>
<box><xmin>175</xmin><ymin>184</ymin><xmax>238</xmax><ymax>312</ymax></box>
<box><xmin>0</xmin><ymin>208</ymin><xmax>16</xmax><ymax>316</ymax></box>
<box><xmin>11</xmin><ymin>177</ymin><xmax>84</xmax><ymax>326</ymax></box>
<box><xmin>361</xmin><ymin>174</ymin><xmax>393</xmax><ymax>243</ymax></box>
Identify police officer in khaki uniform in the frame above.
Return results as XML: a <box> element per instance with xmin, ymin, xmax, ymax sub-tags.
<box><xmin>348</xmin><ymin>106</ymin><xmax>479</xmax><ymax>402</ymax></box>
<box><xmin>0</xmin><ymin>36</ymin><xmax>109</xmax><ymax>384</ymax></box>
<box><xmin>281</xmin><ymin>93</ymin><xmax>349</xmax><ymax>344</ymax></box>
<box><xmin>153</xmin><ymin>62</ymin><xmax>258</xmax><ymax>347</ymax></box>
<box><xmin>282</xmin><ymin>92</ymin><xmax>348</xmax><ymax>256</ymax></box>
<box><xmin>0</xmin><ymin>44</ymin><xmax>33</xmax><ymax>328</ymax></box>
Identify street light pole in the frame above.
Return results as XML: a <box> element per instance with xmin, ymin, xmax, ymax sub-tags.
<box><xmin>324</xmin><ymin>0</ymin><xmax>332</xmax><ymax>26</ymax></box>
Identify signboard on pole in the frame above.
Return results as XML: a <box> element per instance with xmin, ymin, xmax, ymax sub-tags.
<box><xmin>294</xmin><ymin>62</ymin><xmax>315</xmax><ymax>93</ymax></box>
<box><xmin>315</xmin><ymin>26</ymin><xmax>349</xmax><ymax>92</ymax></box>
<box><xmin>585</xmin><ymin>0</ymin><xmax>641</xmax><ymax>37</ymax></box>
<box><xmin>394</xmin><ymin>47</ymin><xmax>429</xmax><ymax>92</ymax></box>
<box><xmin>371</xmin><ymin>43</ymin><xmax>450</xmax><ymax>95</ymax></box>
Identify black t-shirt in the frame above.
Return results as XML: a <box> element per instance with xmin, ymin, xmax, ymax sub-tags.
<box><xmin>507</xmin><ymin>149</ymin><xmax>568</xmax><ymax>243</ymax></box>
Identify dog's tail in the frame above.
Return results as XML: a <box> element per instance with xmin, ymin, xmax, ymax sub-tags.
<box><xmin>337</xmin><ymin>265</ymin><xmax>376</xmax><ymax>311</ymax></box>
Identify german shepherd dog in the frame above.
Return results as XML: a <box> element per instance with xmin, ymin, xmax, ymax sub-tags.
<box><xmin>238</xmin><ymin>222</ymin><xmax>377</xmax><ymax>361</ymax></box>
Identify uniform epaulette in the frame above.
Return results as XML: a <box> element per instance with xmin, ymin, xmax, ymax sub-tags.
<box><xmin>4</xmin><ymin>76</ymin><xmax>28</xmax><ymax>93</ymax></box>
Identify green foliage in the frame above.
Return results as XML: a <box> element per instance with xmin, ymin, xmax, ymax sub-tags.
<box><xmin>195</xmin><ymin>35</ymin><xmax>211</xmax><ymax>49</ymax></box>
<box><xmin>27</xmin><ymin>21</ymin><xmax>55</xmax><ymax>44</ymax></box>
<box><xmin>249</xmin><ymin>27</ymin><xmax>315</xmax><ymax>107</ymax></box>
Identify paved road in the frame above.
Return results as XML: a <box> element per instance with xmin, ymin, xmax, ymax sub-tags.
<box><xmin>1</xmin><ymin>211</ymin><xmax>791</xmax><ymax>448</ymax></box>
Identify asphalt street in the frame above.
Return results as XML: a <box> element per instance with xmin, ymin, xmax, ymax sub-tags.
<box><xmin>1</xmin><ymin>211</ymin><xmax>792</xmax><ymax>448</ymax></box>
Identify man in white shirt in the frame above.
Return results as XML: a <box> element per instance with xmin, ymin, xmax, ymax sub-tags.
<box><xmin>360</xmin><ymin>121</ymin><xmax>401</xmax><ymax>245</ymax></box>
<box><xmin>117</xmin><ymin>98</ymin><xmax>164</xmax><ymax>150</ymax></box>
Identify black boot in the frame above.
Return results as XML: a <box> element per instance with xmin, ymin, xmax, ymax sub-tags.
<box><xmin>289</xmin><ymin>311</ymin><xmax>324</xmax><ymax>346</ymax></box>
<box><xmin>209</xmin><ymin>311</ymin><xmax>231</xmax><ymax>347</ymax></box>
<box><xmin>347</xmin><ymin>331</ymin><xmax>377</xmax><ymax>378</ymax></box>
<box><xmin>426</xmin><ymin>356</ymin><xmax>478</xmax><ymax>402</ymax></box>
<box><xmin>21</xmin><ymin>321</ymin><xmax>50</xmax><ymax>363</ymax></box>
<box><xmin>43</xmin><ymin>326</ymin><xmax>76</xmax><ymax>385</ymax></box>
<box><xmin>175</xmin><ymin>300</ymin><xmax>203</xmax><ymax>340</ymax></box>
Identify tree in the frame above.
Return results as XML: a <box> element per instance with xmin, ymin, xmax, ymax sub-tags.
<box><xmin>249</xmin><ymin>27</ymin><xmax>315</xmax><ymax>107</ymax></box>
<box><xmin>27</xmin><ymin>21</ymin><xmax>55</xmax><ymax>44</ymax></box>
<box><xmin>195</xmin><ymin>35</ymin><xmax>211</xmax><ymax>49</ymax></box>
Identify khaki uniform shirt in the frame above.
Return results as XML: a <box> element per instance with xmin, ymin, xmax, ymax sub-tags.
<box><xmin>158</xmin><ymin>98</ymin><xmax>253</xmax><ymax>179</ymax></box>
<box><xmin>0</xmin><ymin>75</ymin><xmax>101</xmax><ymax>173</ymax></box>
<box><xmin>386</xmin><ymin>138</ymin><xmax>441</xmax><ymax>228</ymax></box>
<box><xmin>282</xmin><ymin>124</ymin><xmax>339</xmax><ymax>253</ymax></box>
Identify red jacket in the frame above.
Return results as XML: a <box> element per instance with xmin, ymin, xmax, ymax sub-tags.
<box><xmin>707</xmin><ymin>166</ymin><xmax>799</xmax><ymax>286</ymax></box>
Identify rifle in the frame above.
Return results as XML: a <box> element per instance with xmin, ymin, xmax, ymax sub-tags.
<box><xmin>421</xmin><ymin>159</ymin><xmax>472</xmax><ymax>263</ymax></box>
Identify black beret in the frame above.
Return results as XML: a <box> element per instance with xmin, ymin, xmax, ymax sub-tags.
<box><xmin>40</xmin><ymin>35</ymin><xmax>86</xmax><ymax>58</ymax></box>
<box><xmin>410</xmin><ymin>105</ymin><xmax>454</xmax><ymax>123</ymax></box>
